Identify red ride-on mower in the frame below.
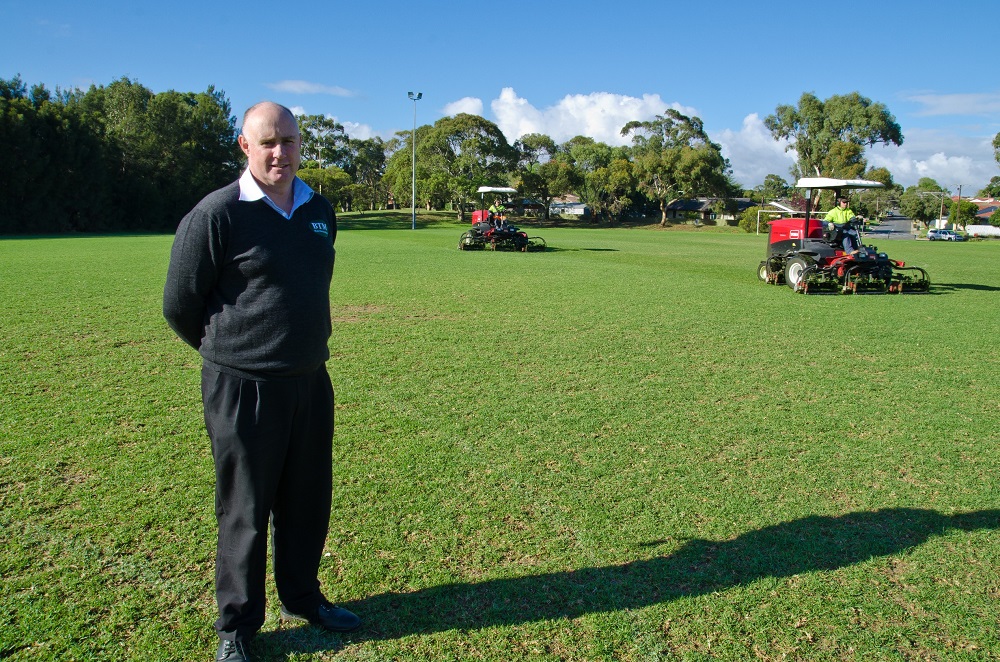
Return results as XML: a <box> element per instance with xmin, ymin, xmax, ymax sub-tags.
<box><xmin>758</xmin><ymin>178</ymin><xmax>929</xmax><ymax>294</ymax></box>
<box><xmin>458</xmin><ymin>186</ymin><xmax>546</xmax><ymax>252</ymax></box>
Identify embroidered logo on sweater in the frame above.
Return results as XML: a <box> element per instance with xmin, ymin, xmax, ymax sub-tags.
<box><xmin>310</xmin><ymin>222</ymin><xmax>329</xmax><ymax>237</ymax></box>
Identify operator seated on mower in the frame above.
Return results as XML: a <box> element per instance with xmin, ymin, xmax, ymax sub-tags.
<box><xmin>825</xmin><ymin>196</ymin><xmax>862</xmax><ymax>254</ymax></box>
<box><xmin>488</xmin><ymin>200</ymin><xmax>507</xmax><ymax>228</ymax></box>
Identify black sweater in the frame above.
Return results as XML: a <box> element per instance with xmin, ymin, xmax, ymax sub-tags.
<box><xmin>163</xmin><ymin>181</ymin><xmax>336</xmax><ymax>379</ymax></box>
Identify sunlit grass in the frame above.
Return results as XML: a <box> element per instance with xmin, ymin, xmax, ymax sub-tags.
<box><xmin>2</xmin><ymin>224</ymin><xmax>998</xmax><ymax>660</ymax></box>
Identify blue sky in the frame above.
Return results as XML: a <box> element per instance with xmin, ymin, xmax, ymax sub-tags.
<box><xmin>4</xmin><ymin>0</ymin><xmax>998</xmax><ymax>193</ymax></box>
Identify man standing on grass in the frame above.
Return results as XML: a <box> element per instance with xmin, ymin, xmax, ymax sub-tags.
<box><xmin>163</xmin><ymin>101</ymin><xmax>359</xmax><ymax>662</ymax></box>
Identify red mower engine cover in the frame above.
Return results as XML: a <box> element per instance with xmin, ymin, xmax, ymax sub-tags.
<box><xmin>767</xmin><ymin>217</ymin><xmax>827</xmax><ymax>256</ymax></box>
<box><xmin>471</xmin><ymin>209</ymin><xmax>489</xmax><ymax>225</ymax></box>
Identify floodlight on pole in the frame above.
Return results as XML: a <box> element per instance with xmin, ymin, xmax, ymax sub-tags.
<box><xmin>408</xmin><ymin>92</ymin><xmax>422</xmax><ymax>230</ymax></box>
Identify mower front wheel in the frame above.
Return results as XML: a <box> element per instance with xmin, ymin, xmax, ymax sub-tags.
<box><xmin>757</xmin><ymin>262</ymin><xmax>769</xmax><ymax>282</ymax></box>
<box><xmin>784</xmin><ymin>256</ymin><xmax>810</xmax><ymax>292</ymax></box>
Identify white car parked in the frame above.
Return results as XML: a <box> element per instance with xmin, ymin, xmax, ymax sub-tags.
<box><xmin>927</xmin><ymin>229</ymin><xmax>965</xmax><ymax>241</ymax></box>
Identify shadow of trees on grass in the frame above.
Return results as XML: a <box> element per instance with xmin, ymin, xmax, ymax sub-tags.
<box><xmin>259</xmin><ymin>508</ymin><xmax>999</xmax><ymax>657</ymax></box>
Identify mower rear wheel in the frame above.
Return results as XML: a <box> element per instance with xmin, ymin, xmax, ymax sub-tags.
<box><xmin>784</xmin><ymin>256</ymin><xmax>809</xmax><ymax>292</ymax></box>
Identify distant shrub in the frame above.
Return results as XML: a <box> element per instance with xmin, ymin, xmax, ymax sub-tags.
<box><xmin>738</xmin><ymin>205</ymin><xmax>763</xmax><ymax>233</ymax></box>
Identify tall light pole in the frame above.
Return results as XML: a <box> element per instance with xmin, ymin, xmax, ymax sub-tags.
<box><xmin>953</xmin><ymin>184</ymin><xmax>965</xmax><ymax>230</ymax></box>
<box><xmin>408</xmin><ymin>92</ymin><xmax>422</xmax><ymax>230</ymax></box>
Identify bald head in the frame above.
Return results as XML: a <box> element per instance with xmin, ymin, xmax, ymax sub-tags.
<box><xmin>238</xmin><ymin>102</ymin><xmax>302</xmax><ymax>201</ymax></box>
<box><xmin>242</xmin><ymin>101</ymin><xmax>297</xmax><ymax>133</ymax></box>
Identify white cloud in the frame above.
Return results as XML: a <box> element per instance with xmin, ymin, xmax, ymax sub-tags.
<box><xmin>442</xmin><ymin>96</ymin><xmax>484</xmax><ymax>117</ymax></box>
<box><xmin>424</xmin><ymin>89</ymin><xmax>999</xmax><ymax>192</ymax></box>
<box><xmin>285</xmin><ymin>108</ymin><xmax>375</xmax><ymax>140</ymax></box>
<box><xmin>906</xmin><ymin>92</ymin><xmax>1000</xmax><ymax>117</ymax></box>
<box><xmin>34</xmin><ymin>19</ymin><xmax>72</xmax><ymax>38</ymax></box>
<box><xmin>342</xmin><ymin>120</ymin><xmax>376</xmax><ymax>140</ymax></box>
<box><xmin>483</xmin><ymin>92</ymin><xmax>798</xmax><ymax>188</ymax></box>
<box><xmin>490</xmin><ymin>87</ymin><xmax>696</xmax><ymax>146</ymax></box>
<box><xmin>711</xmin><ymin>116</ymin><xmax>998</xmax><ymax>191</ymax></box>
<box><xmin>712</xmin><ymin>113</ymin><xmax>796</xmax><ymax>189</ymax></box>
<box><xmin>266</xmin><ymin>80</ymin><xmax>354</xmax><ymax>97</ymax></box>
<box><xmin>866</xmin><ymin>129</ymin><xmax>997</xmax><ymax>191</ymax></box>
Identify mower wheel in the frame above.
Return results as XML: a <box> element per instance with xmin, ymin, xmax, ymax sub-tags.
<box><xmin>784</xmin><ymin>256</ymin><xmax>810</xmax><ymax>292</ymax></box>
<box><xmin>757</xmin><ymin>262</ymin><xmax>769</xmax><ymax>282</ymax></box>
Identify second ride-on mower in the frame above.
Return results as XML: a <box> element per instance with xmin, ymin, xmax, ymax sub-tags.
<box><xmin>758</xmin><ymin>177</ymin><xmax>929</xmax><ymax>294</ymax></box>
<box><xmin>458</xmin><ymin>186</ymin><xmax>546</xmax><ymax>252</ymax></box>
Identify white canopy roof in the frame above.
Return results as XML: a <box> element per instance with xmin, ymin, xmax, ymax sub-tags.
<box><xmin>476</xmin><ymin>186</ymin><xmax>518</xmax><ymax>194</ymax></box>
<box><xmin>795</xmin><ymin>177</ymin><xmax>885</xmax><ymax>190</ymax></box>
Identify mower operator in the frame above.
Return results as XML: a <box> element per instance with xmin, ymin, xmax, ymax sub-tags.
<box><xmin>163</xmin><ymin>101</ymin><xmax>359</xmax><ymax>662</ymax></box>
<box><xmin>488</xmin><ymin>199</ymin><xmax>506</xmax><ymax>226</ymax></box>
<box><xmin>825</xmin><ymin>196</ymin><xmax>861</xmax><ymax>253</ymax></box>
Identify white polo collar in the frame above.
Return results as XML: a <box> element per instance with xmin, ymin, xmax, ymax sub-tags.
<box><xmin>238</xmin><ymin>169</ymin><xmax>314</xmax><ymax>219</ymax></box>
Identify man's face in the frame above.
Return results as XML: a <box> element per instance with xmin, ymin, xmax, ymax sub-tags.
<box><xmin>238</xmin><ymin>104</ymin><xmax>301</xmax><ymax>194</ymax></box>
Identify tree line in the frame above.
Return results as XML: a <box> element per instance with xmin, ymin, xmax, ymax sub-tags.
<box><xmin>311</xmin><ymin>91</ymin><xmax>940</xmax><ymax>229</ymax></box>
<box><xmin>1</xmin><ymin>75</ymin><xmax>241</xmax><ymax>234</ymax></box>
<box><xmin>4</xmin><ymin>75</ymin><xmax>998</xmax><ymax>234</ymax></box>
<box><xmin>300</xmin><ymin>107</ymin><xmax>742</xmax><ymax>227</ymax></box>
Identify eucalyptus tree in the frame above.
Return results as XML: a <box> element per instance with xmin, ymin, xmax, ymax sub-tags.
<box><xmin>899</xmin><ymin>178</ymin><xmax>950</xmax><ymax>228</ymax></box>
<box><xmin>948</xmin><ymin>199</ymin><xmax>980</xmax><ymax>229</ymax></box>
<box><xmin>297</xmin><ymin>165</ymin><xmax>352</xmax><ymax>209</ymax></box>
<box><xmin>755</xmin><ymin>173</ymin><xmax>791</xmax><ymax>203</ymax></box>
<box><xmin>348</xmin><ymin>136</ymin><xmax>389</xmax><ymax>210</ymax></box>
<box><xmin>297</xmin><ymin>113</ymin><xmax>348</xmax><ymax>169</ymax></box>
<box><xmin>852</xmin><ymin>167</ymin><xmax>900</xmax><ymax>218</ymax></box>
<box><xmin>419</xmin><ymin>113</ymin><xmax>518</xmax><ymax>220</ymax></box>
<box><xmin>517</xmin><ymin>159</ymin><xmax>581</xmax><ymax>220</ymax></box>
<box><xmin>764</xmin><ymin>92</ymin><xmax>903</xmax><ymax>186</ymax></box>
<box><xmin>512</xmin><ymin>133</ymin><xmax>578</xmax><ymax>220</ymax></box>
<box><xmin>591</xmin><ymin>157</ymin><xmax>638</xmax><ymax>223</ymax></box>
<box><xmin>557</xmin><ymin>136</ymin><xmax>618</xmax><ymax>216</ymax></box>
<box><xmin>560</xmin><ymin>135</ymin><xmax>614</xmax><ymax>172</ymax></box>
<box><xmin>621</xmin><ymin>109</ymin><xmax>734</xmax><ymax>226</ymax></box>
<box><xmin>980</xmin><ymin>133</ymin><xmax>1000</xmax><ymax>198</ymax></box>
<box><xmin>978</xmin><ymin>176</ymin><xmax>1000</xmax><ymax>198</ymax></box>
<box><xmin>513</xmin><ymin>133</ymin><xmax>557</xmax><ymax>169</ymax></box>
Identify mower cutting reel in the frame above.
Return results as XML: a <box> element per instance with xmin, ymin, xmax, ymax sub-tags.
<box><xmin>757</xmin><ymin>178</ymin><xmax>929</xmax><ymax>294</ymax></box>
<box><xmin>458</xmin><ymin>224</ymin><xmax>546</xmax><ymax>252</ymax></box>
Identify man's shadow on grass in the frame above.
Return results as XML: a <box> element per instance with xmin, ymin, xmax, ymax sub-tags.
<box><xmin>258</xmin><ymin>508</ymin><xmax>999</xmax><ymax>657</ymax></box>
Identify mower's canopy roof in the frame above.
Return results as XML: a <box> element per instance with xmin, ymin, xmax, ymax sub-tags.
<box><xmin>476</xmin><ymin>186</ymin><xmax>518</xmax><ymax>194</ymax></box>
<box><xmin>795</xmin><ymin>177</ymin><xmax>885</xmax><ymax>190</ymax></box>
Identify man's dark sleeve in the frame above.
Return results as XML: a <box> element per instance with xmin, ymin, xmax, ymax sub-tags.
<box><xmin>163</xmin><ymin>207</ymin><xmax>224</xmax><ymax>350</ymax></box>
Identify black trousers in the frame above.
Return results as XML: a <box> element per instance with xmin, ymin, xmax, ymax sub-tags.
<box><xmin>201</xmin><ymin>364</ymin><xmax>335</xmax><ymax>641</ymax></box>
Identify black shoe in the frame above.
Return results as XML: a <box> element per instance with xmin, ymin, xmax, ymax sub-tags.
<box><xmin>216</xmin><ymin>639</ymin><xmax>251</xmax><ymax>662</ymax></box>
<box><xmin>279</xmin><ymin>600</ymin><xmax>361</xmax><ymax>632</ymax></box>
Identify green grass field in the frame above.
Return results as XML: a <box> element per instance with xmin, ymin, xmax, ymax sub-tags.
<box><xmin>2</xmin><ymin>214</ymin><xmax>999</xmax><ymax>660</ymax></box>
